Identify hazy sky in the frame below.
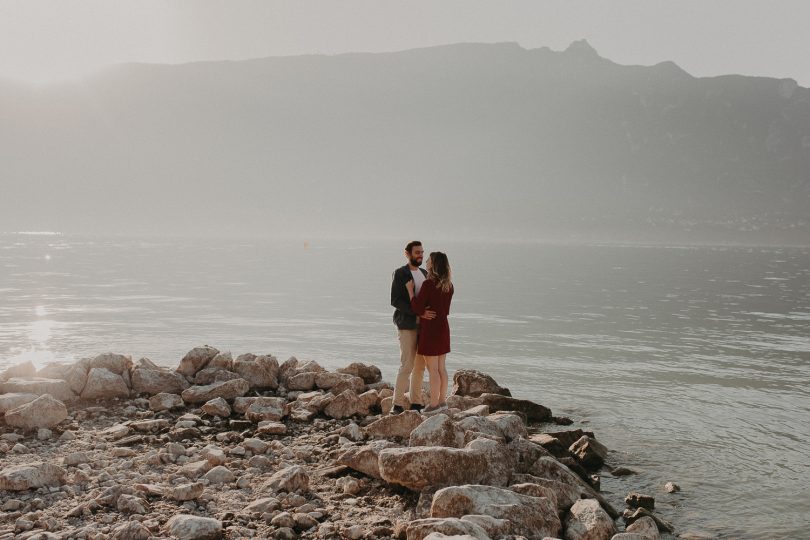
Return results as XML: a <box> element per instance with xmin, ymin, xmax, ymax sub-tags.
<box><xmin>1</xmin><ymin>0</ymin><xmax>809</xmax><ymax>86</ymax></box>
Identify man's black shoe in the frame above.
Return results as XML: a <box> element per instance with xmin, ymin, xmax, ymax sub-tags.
<box><xmin>409</xmin><ymin>404</ymin><xmax>424</xmax><ymax>412</ymax></box>
<box><xmin>390</xmin><ymin>405</ymin><xmax>405</xmax><ymax>415</ymax></box>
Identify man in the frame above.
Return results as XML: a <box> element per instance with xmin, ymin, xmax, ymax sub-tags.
<box><xmin>390</xmin><ymin>240</ymin><xmax>435</xmax><ymax>414</ymax></box>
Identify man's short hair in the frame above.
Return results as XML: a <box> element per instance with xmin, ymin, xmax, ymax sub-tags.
<box><xmin>405</xmin><ymin>240</ymin><xmax>422</xmax><ymax>254</ymax></box>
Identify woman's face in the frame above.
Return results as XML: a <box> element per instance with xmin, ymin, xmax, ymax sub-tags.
<box><xmin>426</xmin><ymin>257</ymin><xmax>433</xmax><ymax>272</ymax></box>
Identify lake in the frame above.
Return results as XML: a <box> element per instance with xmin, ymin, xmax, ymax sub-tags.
<box><xmin>1</xmin><ymin>233</ymin><xmax>809</xmax><ymax>538</ymax></box>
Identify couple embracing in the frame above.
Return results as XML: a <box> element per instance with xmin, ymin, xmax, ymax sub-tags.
<box><xmin>390</xmin><ymin>240</ymin><xmax>454</xmax><ymax>415</ymax></box>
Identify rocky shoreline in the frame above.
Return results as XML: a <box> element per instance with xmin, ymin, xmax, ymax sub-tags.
<box><xmin>1</xmin><ymin>347</ymin><xmax>683</xmax><ymax>540</ymax></box>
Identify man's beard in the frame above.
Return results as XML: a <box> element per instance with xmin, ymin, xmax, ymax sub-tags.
<box><xmin>409</xmin><ymin>257</ymin><xmax>422</xmax><ymax>267</ymax></box>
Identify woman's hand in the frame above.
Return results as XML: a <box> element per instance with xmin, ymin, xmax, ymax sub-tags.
<box><xmin>405</xmin><ymin>279</ymin><xmax>414</xmax><ymax>298</ymax></box>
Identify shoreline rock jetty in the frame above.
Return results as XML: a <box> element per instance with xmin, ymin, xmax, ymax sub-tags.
<box><xmin>1</xmin><ymin>348</ymin><xmax>678</xmax><ymax>540</ymax></box>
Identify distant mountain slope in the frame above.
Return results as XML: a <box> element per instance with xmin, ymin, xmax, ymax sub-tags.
<box><xmin>1</xmin><ymin>40</ymin><xmax>808</xmax><ymax>241</ymax></box>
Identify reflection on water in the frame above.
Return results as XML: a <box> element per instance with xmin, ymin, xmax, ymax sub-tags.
<box><xmin>1</xmin><ymin>235</ymin><xmax>809</xmax><ymax>538</ymax></box>
<box><xmin>3</xmin><ymin>302</ymin><xmax>65</xmax><ymax>366</ymax></box>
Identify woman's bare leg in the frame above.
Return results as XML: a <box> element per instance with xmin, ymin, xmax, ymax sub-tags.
<box><xmin>424</xmin><ymin>355</ymin><xmax>441</xmax><ymax>407</ymax></box>
<box><xmin>438</xmin><ymin>354</ymin><xmax>448</xmax><ymax>404</ymax></box>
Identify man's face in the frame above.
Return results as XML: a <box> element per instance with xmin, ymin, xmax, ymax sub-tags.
<box><xmin>407</xmin><ymin>246</ymin><xmax>424</xmax><ymax>267</ymax></box>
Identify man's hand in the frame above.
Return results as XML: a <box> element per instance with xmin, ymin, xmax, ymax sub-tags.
<box><xmin>421</xmin><ymin>309</ymin><xmax>436</xmax><ymax>320</ymax></box>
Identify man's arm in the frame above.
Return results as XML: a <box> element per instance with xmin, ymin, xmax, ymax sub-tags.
<box><xmin>391</xmin><ymin>270</ymin><xmax>417</xmax><ymax>315</ymax></box>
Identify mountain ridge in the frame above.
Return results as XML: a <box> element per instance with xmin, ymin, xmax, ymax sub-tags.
<box><xmin>1</xmin><ymin>40</ymin><xmax>808</xmax><ymax>242</ymax></box>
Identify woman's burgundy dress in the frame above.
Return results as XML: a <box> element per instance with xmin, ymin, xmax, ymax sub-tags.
<box><xmin>410</xmin><ymin>278</ymin><xmax>454</xmax><ymax>356</ymax></box>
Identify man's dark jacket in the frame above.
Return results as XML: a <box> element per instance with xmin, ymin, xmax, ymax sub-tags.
<box><xmin>391</xmin><ymin>265</ymin><xmax>428</xmax><ymax>329</ymax></box>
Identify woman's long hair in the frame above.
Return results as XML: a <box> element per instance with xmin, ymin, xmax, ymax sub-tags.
<box><xmin>428</xmin><ymin>251</ymin><xmax>453</xmax><ymax>293</ymax></box>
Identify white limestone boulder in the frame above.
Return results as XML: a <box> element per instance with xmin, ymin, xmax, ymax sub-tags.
<box><xmin>4</xmin><ymin>394</ymin><xmax>68</xmax><ymax>429</ymax></box>
<box><xmin>0</xmin><ymin>377</ymin><xmax>75</xmax><ymax>401</ymax></box>
<box><xmin>0</xmin><ymin>462</ymin><xmax>67</xmax><ymax>491</ymax></box>
<box><xmin>181</xmin><ymin>378</ymin><xmax>249</xmax><ymax>404</ymax></box>
<box><xmin>176</xmin><ymin>346</ymin><xmax>220</xmax><ymax>378</ymax></box>
<box><xmin>81</xmin><ymin>367</ymin><xmax>130</xmax><ymax>399</ymax></box>
<box><xmin>409</xmin><ymin>413</ymin><xmax>465</xmax><ymax>448</ymax></box>
<box><xmin>564</xmin><ymin>499</ymin><xmax>616</xmax><ymax>540</ymax></box>
<box><xmin>233</xmin><ymin>353</ymin><xmax>279</xmax><ymax>390</ymax></box>
<box><xmin>431</xmin><ymin>484</ymin><xmax>561</xmax><ymax>540</ymax></box>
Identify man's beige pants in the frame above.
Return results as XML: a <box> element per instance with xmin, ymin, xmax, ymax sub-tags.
<box><xmin>394</xmin><ymin>328</ymin><xmax>425</xmax><ymax>407</ymax></box>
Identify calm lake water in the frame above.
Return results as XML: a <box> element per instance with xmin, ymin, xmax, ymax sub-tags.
<box><xmin>1</xmin><ymin>233</ymin><xmax>809</xmax><ymax>538</ymax></box>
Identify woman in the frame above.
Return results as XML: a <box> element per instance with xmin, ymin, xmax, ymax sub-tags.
<box><xmin>405</xmin><ymin>251</ymin><xmax>454</xmax><ymax>413</ymax></box>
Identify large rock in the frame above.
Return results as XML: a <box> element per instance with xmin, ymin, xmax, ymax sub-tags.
<box><xmin>36</xmin><ymin>360</ymin><xmax>74</xmax><ymax>379</ymax></box>
<box><xmin>0</xmin><ymin>360</ymin><xmax>36</xmax><ymax>381</ymax></box>
<box><xmin>337</xmin><ymin>440</ymin><xmax>399</xmax><ymax>479</ymax></box>
<box><xmin>564</xmin><ymin>499</ymin><xmax>616</xmax><ymax>540</ymax></box>
<box><xmin>0</xmin><ymin>377</ymin><xmax>75</xmax><ymax>401</ymax></box>
<box><xmin>509</xmin><ymin>482</ymin><xmax>559</xmax><ymax>511</ymax></box>
<box><xmin>193</xmin><ymin>367</ymin><xmax>237</xmax><ymax>385</ymax></box>
<box><xmin>625</xmin><ymin>492</ymin><xmax>655</xmax><ymax>511</ymax></box>
<box><xmin>233</xmin><ymin>353</ymin><xmax>279</xmax><ymax>390</ymax></box>
<box><xmin>245</xmin><ymin>396</ymin><xmax>286</xmax><ymax>422</ymax></box>
<box><xmin>509</xmin><ymin>473</ymin><xmax>582</xmax><ymax>512</ymax></box>
<box><xmin>201</xmin><ymin>397</ymin><xmax>231</xmax><ymax>417</ymax></box>
<box><xmin>457</xmin><ymin>515</ymin><xmax>511</xmax><ymax>538</ymax></box>
<box><xmin>451</xmin><ymin>370</ymin><xmax>511</xmax><ymax>397</ymax></box>
<box><xmin>112</xmin><ymin>521</ymin><xmax>151</xmax><ymax>540</ymax></box>
<box><xmin>81</xmin><ymin>367</ymin><xmax>130</xmax><ymax>399</ymax></box>
<box><xmin>0</xmin><ymin>463</ymin><xmax>67</xmax><ymax>491</ymax></box>
<box><xmin>409</xmin><ymin>414</ymin><xmax>465</xmax><ymax>448</ymax></box>
<box><xmin>431</xmin><ymin>484</ymin><xmax>561</xmax><ymax>539</ymax></box>
<box><xmin>89</xmin><ymin>352</ymin><xmax>132</xmax><ymax>375</ymax></box>
<box><xmin>622</xmin><ymin>508</ymin><xmax>673</xmax><ymax>534</ymax></box>
<box><xmin>406</xmin><ymin>518</ymin><xmax>490</xmax><ymax>540</ymax></box>
<box><xmin>542</xmin><ymin>429</ymin><xmax>592</xmax><ymax>448</ymax></box>
<box><xmin>149</xmin><ymin>392</ymin><xmax>185</xmax><ymax>412</ymax></box>
<box><xmin>570</xmin><ymin>435</ymin><xmax>608</xmax><ymax>470</ymax></box>
<box><xmin>378</xmin><ymin>446</ymin><xmax>488</xmax><ymax>491</ymax></box>
<box><xmin>287</xmin><ymin>391</ymin><xmax>334</xmax><ymax>421</ymax></box>
<box><xmin>176</xmin><ymin>346</ymin><xmax>220</xmax><ymax>378</ymax></box>
<box><xmin>65</xmin><ymin>363</ymin><xmax>90</xmax><ymax>394</ymax></box>
<box><xmin>287</xmin><ymin>371</ymin><xmax>317</xmax><ymax>392</ymax></box>
<box><xmin>315</xmin><ymin>371</ymin><xmax>365</xmax><ymax>392</ymax></box>
<box><xmin>234</xmin><ymin>396</ymin><xmax>283</xmax><ymax>414</ymax></box>
<box><xmin>323</xmin><ymin>389</ymin><xmax>364</xmax><ymax>419</ymax></box>
<box><xmin>284</xmin><ymin>359</ymin><xmax>325</xmax><ymax>387</ymax></box>
<box><xmin>165</xmin><ymin>514</ymin><xmax>222</xmax><ymax>540</ymax></box>
<box><xmin>263</xmin><ymin>465</ymin><xmax>309</xmax><ymax>493</ymax></box>
<box><xmin>625</xmin><ymin>516</ymin><xmax>660</xmax><ymax>540</ymax></box>
<box><xmin>506</xmin><ymin>437</ymin><xmax>553</xmax><ymax>474</ymax></box>
<box><xmin>486</xmin><ymin>412</ymin><xmax>528</xmax><ymax>441</ymax></box>
<box><xmin>365</xmin><ymin>410</ymin><xmax>424</xmax><ymax>440</ymax></box>
<box><xmin>464</xmin><ymin>438</ymin><xmax>515</xmax><ymax>486</ymax></box>
<box><xmin>131</xmin><ymin>366</ymin><xmax>190</xmax><ymax>395</ymax></box>
<box><xmin>529</xmin><ymin>457</ymin><xmax>618</xmax><ymax>518</ymax></box>
<box><xmin>446</xmin><ymin>394</ymin><xmax>485</xmax><ymax>411</ymax></box>
<box><xmin>181</xmin><ymin>378</ymin><xmax>249</xmax><ymax>404</ymax></box>
<box><xmin>287</xmin><ymin>371</ymin><xmax>317</xmax><ymax>391</ymax></box>
<box><xmin>456</xmin><ymin>415</ymin><xmax>505</xmax><ymax>440</ymax></box>
<box><xmin>0</xmin><ymin>392</ymin><xmax>38</xmax><ymax>413</ymax></box>
<box><xmin>4</xmin><ymin>394</ymin><xmax>68</xmax><ymax>429</ymax></box>
<box><xmin>337</xmin><ymin>362</ymin><xmax>383</xmax><ymax>384</ymax></box>
<box><xmin>480</xmin><ymin>393</ymin><xmax>551</xmax><ymax>422</ymax></box>
<box><xmin>208</xmin><ymin>351</ymin><xmax>233</xmax><ymax>370</ymax></box>
<box><xmin>357</xmin><ymin>389</ymin><xmax>380</xmax><ymax>412</ymax></box>
<box><xmin>529</xmin><ymin>433</ymin><xmax>572</xmax><ymax>458</ymax></box>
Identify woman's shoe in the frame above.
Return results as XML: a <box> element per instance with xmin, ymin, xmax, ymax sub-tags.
<box><xmin>422</xmin><ymin>404</ymin><xmax>442</xmax><ymax>414</ymax></box>
<box><xmin>437</xmin><ymin>402</ymin><xmax>448</xmax><ymax>410</ymax></box>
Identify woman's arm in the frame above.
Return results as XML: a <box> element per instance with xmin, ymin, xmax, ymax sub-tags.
<box><xmin>409</xmin><ymin>280</ymin><xmax>432</xmax><ymax>315</ymax></box>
